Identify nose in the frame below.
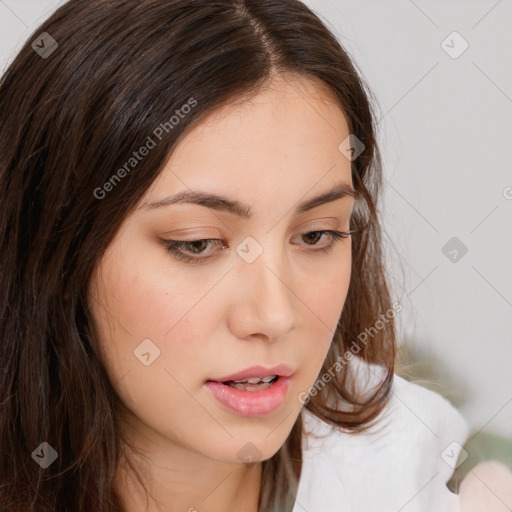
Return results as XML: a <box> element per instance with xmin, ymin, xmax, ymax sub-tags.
<box><xmin>227</xmin><ymin>244</ymin><xmax>298</xmax><ymax>342</ymax></box>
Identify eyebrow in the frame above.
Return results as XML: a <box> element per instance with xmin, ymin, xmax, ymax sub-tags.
<box><xmin>140</xmin><ymin>182</ymin><xmax>357</xmax><ymax>218</ymax></box>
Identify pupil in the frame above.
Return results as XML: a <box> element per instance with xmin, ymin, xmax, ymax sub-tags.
<box><xmin>191</xmin><ymin>240</ymin><xmax>207</xmax><ymax>252</ymax></box>
<box><xmin>305</xmin><ymin>232</ymin><xmax>320</xmax><ymax>244</ymax></box>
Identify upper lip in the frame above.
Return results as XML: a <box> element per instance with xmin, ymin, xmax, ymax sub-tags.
<box><xmin>207</xmin><ymin>364</ymin><xmax>294</xmax><ymax>383</ymax></box>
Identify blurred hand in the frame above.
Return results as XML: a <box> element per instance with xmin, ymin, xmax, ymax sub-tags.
<box><xmin>459</xmin><ymin>461</ymin><xmax>512</xmax><ymax>512</ymax></box>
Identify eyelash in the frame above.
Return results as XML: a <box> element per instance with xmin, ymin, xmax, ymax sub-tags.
<box><xmin>162</xmin><ymin>230</ymin><xmax>353</xmax><ymax>265</ymax></box>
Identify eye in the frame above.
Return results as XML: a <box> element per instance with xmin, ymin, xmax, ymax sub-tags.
<box><xmin>161</xmin><ymin>229</ymin><xmax>354</xmax><ymax>264</ymax></box>
<box><xmin>162</xmin><ymin>238</ymin><xmax>224</xmax><ymax>264</ymax></box>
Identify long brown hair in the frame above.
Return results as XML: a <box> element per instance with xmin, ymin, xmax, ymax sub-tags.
<box><xmin>0</xmin><ymin>1</ymin><xmax>396</xmax><ymax>510</ymax></box>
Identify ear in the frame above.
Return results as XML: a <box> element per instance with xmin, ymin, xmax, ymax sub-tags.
<box><xmin>459</xmin><ymin>461</ymin><xmax>512</xmax><ymax>511</ymax></box>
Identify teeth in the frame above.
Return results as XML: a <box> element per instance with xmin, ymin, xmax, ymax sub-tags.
<box><xmin>227</xmin><ymin>380</ymin><xmax>274</xmax><ymax>392</ymax></box>
<box><xmin>231</xmin><ymin>375</ymin><xmax>277</xmax><ymax>384</ymax></box>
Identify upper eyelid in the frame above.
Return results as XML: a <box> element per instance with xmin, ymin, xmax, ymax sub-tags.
<box><xmin>166</xmin><ymin>229</ymin><xmax>349</xmax><ymax>242</ymax></box>
<box><xmin>164</xmin><ymin>218</ymin><xmax>350</xmax><ymax>239</ymax></box>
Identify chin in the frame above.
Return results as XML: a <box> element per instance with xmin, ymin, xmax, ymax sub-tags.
<box><xmin>203</xmin><ymin>434</ymin><xmax>290</xmax><ymax>465</ymax></box>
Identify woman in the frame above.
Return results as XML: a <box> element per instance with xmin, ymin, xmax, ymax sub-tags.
<box><xmin>1</xmin><ymin>1</ymin><xmax>504</xmax><ymax>511</ymax></box>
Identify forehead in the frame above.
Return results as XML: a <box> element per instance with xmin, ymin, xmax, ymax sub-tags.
<box><xmin>178</xmin><ymin>73</ymin><xmax>349</xmax><ymax>153</ymax></box>
<box><xmin>142</xmin><ymin>74</ymin><xmax>352</xmax><ymax>208</ymax></box>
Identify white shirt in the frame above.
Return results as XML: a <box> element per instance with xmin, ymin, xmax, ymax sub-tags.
<box><xmin>292</xmin><ymin>357</ymin><xmax>469</xmax><ymax>512</ymax></box>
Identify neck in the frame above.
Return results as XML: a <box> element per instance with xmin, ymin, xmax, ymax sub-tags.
<box><xmin>113</xmin><ymin>419</ymin><xmax>263</xmax><ymax>512</ymax></box>
<box><xmin>114</xmin><ymin>450</ymin><xmax>263</xmax><ymax>512</ymax></box>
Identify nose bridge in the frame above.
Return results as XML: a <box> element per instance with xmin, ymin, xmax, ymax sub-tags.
<box><xmin>231</xmin><ymin>233</ymin><xmax>297</xmax><ymax>338</ymax></box>
<box><xmin>242</xmin><ymin>235</ymin><xmax>290</xmax><ymax>301</ymax></box>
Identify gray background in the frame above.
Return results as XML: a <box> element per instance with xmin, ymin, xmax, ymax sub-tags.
<box><xmin>1</xmin><ymin>0</ymin><xmax>511</xmax><ymax>437</ymax></box>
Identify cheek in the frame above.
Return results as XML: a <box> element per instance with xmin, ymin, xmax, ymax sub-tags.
<box><xmin>93</xmin><ymin>235</ymin><xmax>201</xmax><ymax>336</ymax></box>
<box><xmin>304</xmin><ymin>250</ymin><xmax>351</xmax><ymax>323</ymax></box>
<box><xmin>89</xmin><ymin>239</ymin><xmax>227</xmax><ymax>393</ymax></box>
<box><xmin>88</xmin><ymin>255</ymin><xmax>226</xmax><ymax>448</ymax></box>
<box><xmin>297</xmin><ymin>253</ymin><xmax>352</xmax><ymax>380</ymax></box>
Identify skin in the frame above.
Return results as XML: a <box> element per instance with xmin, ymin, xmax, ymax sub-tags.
<box><xmin>88</xmin><ymin>72</ymin><xmax>355</xmax><ymax>512</ymax></box>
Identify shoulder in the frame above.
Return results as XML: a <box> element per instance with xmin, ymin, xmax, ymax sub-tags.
<box><xmin>295</xmin><ymin>363</ymin><xmax>470</xmax><ymax>512</ymax></box>
<box><xmin>302</xmin><ymin>360</ymin><xmax>469</xmax><ymax>455</ymax></box>
<box><xmin>389</xmin><ymin>372</ymin><xmax>469</xmax><ymax>456</ymax></box>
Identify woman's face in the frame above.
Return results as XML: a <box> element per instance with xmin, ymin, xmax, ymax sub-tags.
<box><xmin>88</xmin><ymin>74</ymin><xmax>355</xmax><ymax>465</ymax></box>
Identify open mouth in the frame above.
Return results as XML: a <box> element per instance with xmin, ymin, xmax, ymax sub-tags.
<box><xmin>204</xmin><ymin>372</ymin><xmax>292</xmax><ymax>417</ymax></box>
<box><xmin>220</xmin><ymin>375</ymin><xmax>279</xmax><ymax>392</ymax></box>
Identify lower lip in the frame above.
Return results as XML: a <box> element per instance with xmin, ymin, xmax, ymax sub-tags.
<box><xmin>204</xmin><ymin>376</ymin><xmax>291</xmax><ymax>417</ymax></box>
